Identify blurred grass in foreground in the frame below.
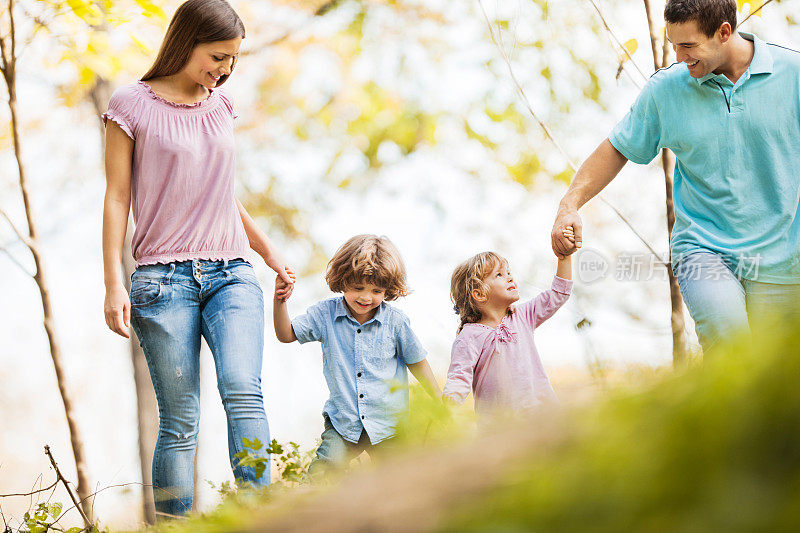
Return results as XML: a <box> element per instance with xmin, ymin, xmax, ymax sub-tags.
<box><xmin>139</xmin><ymin>316</ymin><xmax>800</xmax><ymax>532</ymax></box>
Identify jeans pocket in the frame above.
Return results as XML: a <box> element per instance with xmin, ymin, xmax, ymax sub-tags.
<box><xmin>131</xmin><ymin>280</ymin><xmax>163</xmax><ymax>306</ymax></box>
<box><xmin>227</xmin><ymin>263</ymin><xmax>263</xmax><ymax>295</ymax></box>
<box><xmin>130</xmin><ymin>278</ymin><xmax>172</xmax><ymax>318</ymax></box>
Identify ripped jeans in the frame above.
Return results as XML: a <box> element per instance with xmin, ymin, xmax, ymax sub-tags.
<box><xmin>130</xmin><ymin>259</ymin><xmax>270</xmax><ymax>518</ymax></box>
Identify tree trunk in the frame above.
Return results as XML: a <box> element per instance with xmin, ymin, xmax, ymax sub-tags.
<box><xmin>90</xmin><ymin>76</ymin><xmax>158</xmax><ymax>526</ymax></box>
<box><xmin>643</xmin><ymin>0</ymin><xmax>688</xmax><ymax>366</ymax></box>
<box><xmin>1</xmin><ymin>14</ymin><xmax>93</xmax><ymax>519</ymax></box>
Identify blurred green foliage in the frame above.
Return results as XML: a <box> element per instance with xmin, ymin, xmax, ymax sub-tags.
<box><xmin>139</xmin><ymin>317</ymin><xmax>800</xmax><ymax>532</ymax></box>
<box><xmin>443</xmin><ymin>328</ymin><xmax>800</xmax><ymax>531</ymax></box>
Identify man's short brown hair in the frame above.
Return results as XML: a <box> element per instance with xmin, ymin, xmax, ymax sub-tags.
<box><xmin>665</xmin><ymin>0</ymin><xmax>737</xmax><ymax>37</ymax></box>
<box><xmin>325</xmin><ymin>234</ymin><xmax>409</xmax><ymax>301</ymax></box>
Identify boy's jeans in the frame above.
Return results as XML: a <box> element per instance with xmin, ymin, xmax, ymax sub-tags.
<box><xmin>130</xmin><ymin>259</ymin><xmax>270</xmax><ymax>517</ymax></box>
<box><xmin>308</xmin><ymin>415</ymin><xmax>394</xmax><ymax>481</ymax></box>
<box><xmin>674</xmin><ymin>251</ymin><xmax>800</xmax><ymax>354</ymax></box>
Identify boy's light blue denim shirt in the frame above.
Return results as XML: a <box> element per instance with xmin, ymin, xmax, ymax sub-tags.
<box><xmin>291</xmin><ymin>296</ymin><xmax>427</xmax><ymax>444</ymax></box>
<box><xmin>609</xmin><ymin>33</ymin><xmax>800</xmax><ymax>283</ymax></box>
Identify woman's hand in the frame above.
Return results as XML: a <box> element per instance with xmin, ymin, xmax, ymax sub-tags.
<box><xmin>104</xmin><ymin>283</ymin><xmax>131</xmax><ymax>338</ymax></box>
<box><xmin>272</xmin><ymin>264</ymin><xmax>296</xmax><ymax>302</ymax></box>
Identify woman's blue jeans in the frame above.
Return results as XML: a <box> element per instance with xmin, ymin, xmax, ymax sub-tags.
<box><xmin>675</xmin><ymin>251</ymin><xmax>800</xmax><ymax>354</ymax></box>
<box><xmin>130</xmin><ymin>259</ymin><xmax>270</xmax><ymax>517</ymax></box>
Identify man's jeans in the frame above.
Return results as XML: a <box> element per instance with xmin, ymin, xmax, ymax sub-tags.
<box><xmin>130</xmin><ymin>259</ymin><xmax>270</xmax><ymax>517</ymax></box>
<box><xmin>675</xmin><ymin>251</ymin><xmax>800</xmax><ymax>354</ymax></box>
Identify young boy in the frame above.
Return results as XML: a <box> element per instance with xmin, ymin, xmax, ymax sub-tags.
<box><xmin>273</xmin><ymin>234</ymin><xmax>440</xmax><ymax>478</ymax></box>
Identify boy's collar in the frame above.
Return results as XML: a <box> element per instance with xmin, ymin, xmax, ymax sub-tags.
<box><xmin>334</xmin><ymin>296</ymin><xmax>386</xmax><ymax>325</ymax></box>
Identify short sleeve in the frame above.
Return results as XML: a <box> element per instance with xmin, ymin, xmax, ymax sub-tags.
<box><xmin>101</xmin><ymin>85</ymin><xmax>139</xmax><ymax>140</ymax></box>
<box><xmin>291</xmin><ymin>301</ymin><xmax>329</xmax><ymax>344</ymax></box>
<box><xmin>517</xmin><ymin>276</ymin><xmax>572</xmax><ymax>328</ymax></box>
<box><xmin>442</xmin><ymin>336</ymin><xmax>480</xmax><ymax>404</ymax></box>
<box><xmin>217</xmin><ymin>89</ymin><xmax>238</xmax><ymax>120</ymax></box>
<box><xmin>608</xmin><ymin>79</ymin><xmax>662</xmax><ymax>165</ymax></box>
<box><xmin>394</xmin><ymin>311</ymin><xmax>427</xmax><ymax>365</ymax></box>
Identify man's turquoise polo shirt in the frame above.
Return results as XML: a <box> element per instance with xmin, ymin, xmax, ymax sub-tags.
<box><xmin>609</xmin><ymin>33</ymin><xmax>800</xmax><ymax>284</ymax></box>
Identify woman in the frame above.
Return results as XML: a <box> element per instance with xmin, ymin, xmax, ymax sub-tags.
<box><xmin>101</xmin><ymin>0</ymin><xmax>293</xmax><ymax>517</ymax></box>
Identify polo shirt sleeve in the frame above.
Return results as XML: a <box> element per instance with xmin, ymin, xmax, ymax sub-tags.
<box><xmin>291</xmin><ymin>301</ymin><xmax>328</xmax><ymax>344</ymax></box>
<box><xmin>608</xmin><ymin>79</ymin><xmax>662</xmax><ymax>165</ymax></box>
<box><xmin>394</xmin><ymin>311</ymin><xmax>427</xmax><ymax>365</ymax></box>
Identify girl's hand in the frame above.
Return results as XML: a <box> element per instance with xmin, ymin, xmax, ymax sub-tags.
<box><xmin>562</xmin><ymin>226</ymin><xmax>576</xmax><ymax>244</ymax></box>
<box><xmin>104</xmin><ymin>283</ymin><xmax>131</xmax><ymax>338</ymax></box>
<box><xmin>274</xmin><ymin>265</ymin><xmax>296</xmax><ymax>302</ymax></box>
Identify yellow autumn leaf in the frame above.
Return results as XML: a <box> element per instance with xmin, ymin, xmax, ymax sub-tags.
<box><xmin>618</xmin><ymin>38</ymin><xmax>638</xmax><ymax>64</ymax></box>
<box><xmin>130</xmin><ymin>34</ymin><xmax>154</xmax><ymax>55</ymax></box>
<box><xmin>737</xmin><ymin>0</ymin><xmax>764</xmax><ymax>17</ymax></box>
<box><xmin>134</xmin><ymin>0</ymin><xmax>168</xmax><ymax>21</ymax></box>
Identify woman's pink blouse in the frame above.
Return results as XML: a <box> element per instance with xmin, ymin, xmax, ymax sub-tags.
<box><xmin>102</xmin><ymin>81</ymin><xmax>249</xmax><ymax>267</ymax></box>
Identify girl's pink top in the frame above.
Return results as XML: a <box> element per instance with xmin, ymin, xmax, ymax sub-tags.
<box><xmin>102</xmin><ymin>81</ymin><xmax>249</xmax><ymax>267</ymax></box>
<box><xmin>443</xmin><ymin>276</ymin><xmax>572</xmax><ymax>413</ymax></box>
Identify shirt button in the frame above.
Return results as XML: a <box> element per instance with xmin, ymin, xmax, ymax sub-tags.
<box><xmin>357</xmin><ymin>372</ymin><xmax>362</xmax><ymax>377</ymax></box>
<box><xmin>357</xmin><ymin>329</ymin><xmax>361</xmax><ymax>333</ymax></box>
<box><xmin>361</xmin><ymin>415</ymin><xmax>365</xmax><ymax>419</ymax></box>
<box><xmin>359</xmin><ymin>394</ymin><xmax>364</xmax><ymax>398</ymax></box>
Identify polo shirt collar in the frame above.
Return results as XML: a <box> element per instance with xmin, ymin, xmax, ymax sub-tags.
<box><xmin>696</xmin><ymin>32</ymin><xmax>773</xmax><ymax>85</ymax></box>
<box><xmin>334</xmin><ymin>296</ymin><xmax>385</xmax><ymax>325</ymax></box>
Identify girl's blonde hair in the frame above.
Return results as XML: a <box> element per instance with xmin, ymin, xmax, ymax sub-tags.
<box><xmin>325</xmin><ymin>235</ymin><xmax>409</xmax><ymax>301</ymax></box>
<box><xmin>451</xmin><ymin>251</ymin><xmax>510</xmax><ymax>333</ymax></box>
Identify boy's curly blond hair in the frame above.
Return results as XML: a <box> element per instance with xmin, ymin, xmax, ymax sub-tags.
<box><xmin>325</xmin><ymin>234</ymin><xmax>409</xmax><ymax>301</ymax></box>
<box><xmin>451</xmin><ymin>251</ymin><xmax>510</xmax><ymax>333</ymax></box>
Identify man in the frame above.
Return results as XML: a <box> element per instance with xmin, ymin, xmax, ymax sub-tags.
<box><xmin>551</xmin><ymin>0</ymin><xmax>800</xmax><ymax>353</ymax></box>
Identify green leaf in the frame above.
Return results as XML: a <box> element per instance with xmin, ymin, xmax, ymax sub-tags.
<box><xmin>48</xmin><ymin>502</ymin><xmax>63</xmax><ymax>519</ymax></box>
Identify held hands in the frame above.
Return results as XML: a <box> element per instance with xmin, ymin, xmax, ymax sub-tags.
<box><xmin>274</xmin><ymin>265</ymin><xmax>296</xmax><ymax>302</ymax></box>
<box><xmin>104</xmin><ymin>283</ymin><xmax>131</xmax><ymax>338</ymax></box>
<box><xmin>551</xmin><ymin>207</ymin><xmax>583</xmax><ymax>259</ymax></box>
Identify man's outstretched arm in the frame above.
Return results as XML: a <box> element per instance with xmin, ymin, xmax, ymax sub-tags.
<box><xmin>551</xmin><ymin>138</ymin><xmax>628</xmax><ymax>258</ymax></box>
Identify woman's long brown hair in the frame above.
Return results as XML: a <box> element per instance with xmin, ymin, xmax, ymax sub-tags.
<box><xmin>141</xmin><ymin>0</ymin><xmax>245</xmax><ymax>86</ymax></box>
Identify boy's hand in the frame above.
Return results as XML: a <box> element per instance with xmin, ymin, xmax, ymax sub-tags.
<box><xmin>274</xmin><ymin>266</ymin><xmax>296</xmax><ymax>302</ymax></box>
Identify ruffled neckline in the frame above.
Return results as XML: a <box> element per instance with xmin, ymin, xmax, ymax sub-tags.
<box><xmin>465</xmin><ymin>311</ymin><xmax>518</xmax><ymax>344</ymax></box>
<box><xmin>137</xmin><ymin>80</ymin><xmax>215</xmax><ymax>108</ymax></box>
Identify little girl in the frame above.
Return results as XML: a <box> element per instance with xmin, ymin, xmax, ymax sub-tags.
<box><xmin>442</xmin><ymin>245</ymin><xmax>572</xmax><ymax>414</ymax></box>
<box><xmin>273</xmin><ymin>234</ymin><xmax>441</xmax><ymax>478</ymax></box>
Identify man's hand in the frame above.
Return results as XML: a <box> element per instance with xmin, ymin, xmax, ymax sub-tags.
<box><xmin>551</xmin><ymin>206</ymin><xmax>583</xmax><ymax>259</ymax></box>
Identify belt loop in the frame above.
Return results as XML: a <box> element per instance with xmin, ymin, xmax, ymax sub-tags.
<box><xmin>223</xmin><ymin>258</ymin><xmax>229</xmax><ymax>269</ymax></box>
<box><xmin>166</xmin><ymin>263</ymin><xmax>176</xmax><ymax>284</ymax></box>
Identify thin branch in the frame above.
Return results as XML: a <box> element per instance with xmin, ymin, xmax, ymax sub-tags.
<box><xmin>596</xmin><ymin>197</ymin><xmax>661</xmax><ymax>258</ymax></box>
<box><xmin>240</xmin><ymin>0</ymin><xmax>342</xmax><ymax>56</ymax></box>
<box><xmin>0</xmin><ymin>206</ymin><xmax>34</xmax><ymax>249</ymax></box>
<box><xmin>0</xmin><ymin>243</ymin><xmax>34</xmax><ymax>277</ymax></box>
<box><xmin>51</xmin><ymin>482</ymin><xmax>188</xmax><ymax>527</ymax></box>
<box><xmin>27</xmin><ymin>473</ymin><xmax>43</xmax><ymax>512</ymax></box>
<box><xmin>478</xmin><ymin>0</ymin><xmax>575</xmax><ymax>169</ymax></box>
<box><xmin>477</xmin><ymin>0</ymin><xmax>663</xmax><ymax>259</ymax></box>
<box><xmin>586</xmin><ymin>0</ymin><xmax>649</xmax><ymax>82</ymax></box>
<box><xmin>740</xmin><ymin>0</ymin><xmax>773</xmax><ymax>26</ymax></box>
<box><xmin>8</xmin><ymin>0</ymin><xmax>15</xmax><ymax>77</ymax></box>
<box><xmin>0</xmin><ymin>480</ymin><xmax>58</xmax><ymax>498</ymax></box>
<box><xmin>0</xmin><ymin>26</ymin><xmax>8</xmax><ymax>77</ymax></box>
<box><xmin>44</xmin><ymin>446</ymin><xmax>92</xmax><ymax>529</ymax></box>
